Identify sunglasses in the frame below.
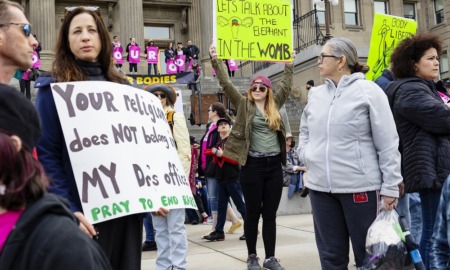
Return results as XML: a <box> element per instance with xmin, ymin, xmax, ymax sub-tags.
<box><xmin>250</xmin><ymin>84</ymin><xmax>267</xmax><ymax>93</ymax></box>
<box><xmin>153</xmin><ymin>93</ymin><xmax>167</xmax><ymax>99</ymax></box>
<box><xmin>0</xmin><ymin>23</ymin><xmax>31</xmax><ymax>37</ymax></box>
<box><xmin>64</xmin><ymin>6</ymin><xmax>102</xmax><ymax>18</ymax></box>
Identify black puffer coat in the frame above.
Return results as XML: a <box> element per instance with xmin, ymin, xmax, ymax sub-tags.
<box><xmin>386</xmin><ymin>77</ymin><xmax>450</xmax><ymax>193</ymax></box>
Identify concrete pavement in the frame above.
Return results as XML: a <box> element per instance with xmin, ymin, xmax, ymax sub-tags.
<box><xmin>141</xmin><ymin>214</ymin><xmax>357</xmax><ymax>270</ymax></box>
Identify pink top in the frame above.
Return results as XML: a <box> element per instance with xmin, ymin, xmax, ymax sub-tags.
<box><xmin>438</xmin><ymin>91</ymin><xmax>450</xmax><ymax>104</ymax></box>
<box><xmin>201</xmin><ymin>123</ymin><xmax>216</xmax><ymax>170</ymax></box>
<box><xmin>0</xmin><ymin>209</ymin><xmax>24</xmax><ymax>251</ymax></box>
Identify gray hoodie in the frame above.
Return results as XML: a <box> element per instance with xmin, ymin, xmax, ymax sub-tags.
<box><xmin>298</xmin><ymin>73</ymin><xmax>402</xmax><ymax>198</ymax></box>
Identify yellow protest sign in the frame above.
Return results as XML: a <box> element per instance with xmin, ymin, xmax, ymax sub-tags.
<box><xmin>213</xmin><ymin>0</ymin><xmax>293</xmax><ymax>62</ymax></box>
<box><xmin>366</xmin><ymin>13</ymin><xmax>417</xmax><ymax>81</ymax></box>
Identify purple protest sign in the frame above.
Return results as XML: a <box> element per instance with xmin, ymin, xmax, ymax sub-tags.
<box><xmin>146</xmin><ymin>46</ymin><xmax>159</xmax><ymax>64</ymax></box>
<box><xmin>227</xmin><ymin>59</ymin><xmax>238</xmax><ymax>71</ymax></box>
<box><xmin>32</xmin><ymin>51</ymin><xmax>40</xmax><ymax>68</ymax></box>
<box><xmin>128</xmin><ymin>45</ymin><xmax>141</xmax><ymax>64</ymax></box>
<box><xmin>175</xmin><ymin>55</ymin><xmax>186</xmax><ymax>72</ymax></box>
<box><xmin>166</xmin><ymin>59</ymin><xmax>177</xmax><ymax>74</ymax></box>
<box><xmin>187</xmin><ymin>59</ymin><xmax>194</xmax><ymax>71</ymax></box>
<box><xmin>113</xmin><ymin>47</ymin><xmax>124</xmax><ymax>64</ymax></box>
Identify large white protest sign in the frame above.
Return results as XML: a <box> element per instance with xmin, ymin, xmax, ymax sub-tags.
<box><xmin>51</xmin><ymin>81</ymin><xmax>196</xmax><ymax>224</ymax></box>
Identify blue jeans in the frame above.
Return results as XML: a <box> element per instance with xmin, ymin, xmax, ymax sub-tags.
<box><xmin>409</xmin><ymin>192</ymin><xmax>422</xmax><ymax>243</ymax></box>
<box><xmin>147</xmin><ymin>63</ymin><xmax>158</xmax><ymax>75</ymax></box>
<box><xmin>197</xmin><ymin>184</ymin><xmax>211</xmax><ymax>216</ymax></box>
<box><xmin>419</xmin><ymin>189</ymin><xmax>442</xmax><ymax>269</ymax></box>
<box><xmin>216</xmin><ymin>180</ymin><xmax>246</xmax><ymax>233</ymax></box>
<box><xmin>153</xmin><ymin>209</ymin><xmax>187</xmax><ymax>270</ymax></box>
<box><xmin>143</xmin><ymin>213</ymin><xmax>155</xmax><ymax>241</ymax></box>
<box><xmin>207</xmin><ymin>177</ymin><xmax>219</xmax><ymax>214</ymax></box>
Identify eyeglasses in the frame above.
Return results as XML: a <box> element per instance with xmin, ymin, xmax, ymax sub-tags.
<box><xmin>250</xmin><ymin>85</ymin><xmax>267</xmax><ymax>93</ymax></box>
<box><xmin>318</xmin><ymin>53</ymin><xmax>338</xmax><ymax>64</ymax></box>
<box><xmin>0</xmin><ymin>23</ymin><xmax>31</xmax><ymax>37</ymax></box>
<box><xmin>153</xmin><ymin>93</ymin><xmax>167</xmax><ymax>99</ymax></box>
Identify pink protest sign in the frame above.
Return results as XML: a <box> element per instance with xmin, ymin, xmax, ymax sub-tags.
<box><xmin>113</xmin><ymin>47</ymin><xmax>124</xmax><ymax>64</ymax></box>
<box><xmin>166</xmin><ymin>59</ymin><xmax>177</xmax><ymax>74</ymax></box>
<box><xmin>187</xmin><ymin>59</ymin><xmax>194</xmax><ymax>71</ymax></box>
<box><xmin>128</xmin><ymin>45</ymin><xmax>141</xmax><ymax>64</ymax></box>
<box><xmin>146</xmin><ymin>46</ymin><xmax>159</xmax><ymax>64</ymax></box>
<box><xmin>32</xmin><ymin>51</ymin><xmax>40</xmax><ymax>68</ymax></box>
<box><xmin>175</xmin><ymin>55</ymin><xmax>186</xmax><ymax>72</ymax></box>
<box><xmin>227</xmin><ymin>60</ymin><xmax>238</xmax><ymax>71</ymax></box>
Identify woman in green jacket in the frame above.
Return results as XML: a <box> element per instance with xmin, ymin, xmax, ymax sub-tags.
<box><xmin>209</xmin><ymin>45</ymin><xmax>294</xmax><ymax>270</ymax></box>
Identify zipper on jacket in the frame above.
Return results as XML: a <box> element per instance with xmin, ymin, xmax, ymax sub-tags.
<box><xmin>325</xmin><ymin>95</ymin><xmax>335</xmax><ymax>192</ymax></box>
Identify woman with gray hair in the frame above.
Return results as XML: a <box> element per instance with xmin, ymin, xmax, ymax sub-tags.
<box><xmin>298</xmin><ymin>37</ymin><xmax>403</xmax><ymax>269</ymax></box>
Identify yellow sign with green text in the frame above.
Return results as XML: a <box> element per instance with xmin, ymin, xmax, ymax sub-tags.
<box><xmin>366</xmin><ymin>13</ymin><xmax>417</xmax><ymax>81</ymax></box>
<box><xmin>213</xmin><ymin>0</ymin><xmax>293</xmax><ymax>62</ymax></box>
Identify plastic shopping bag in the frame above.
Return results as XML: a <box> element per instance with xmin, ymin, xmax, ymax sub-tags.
<box><xmin>361</xmin><ymin>208</ymin><xmax>408</xmax><ymax>270</ymax></box>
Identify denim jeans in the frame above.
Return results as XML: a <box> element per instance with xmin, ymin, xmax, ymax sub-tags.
<box><xmin>409</xmin><ymin>192</ymin><xmax>422</xmax><ymax>243</ymax></box>
<box><xmin>419</xmin><ymin>189</ymin><xmax>442</xmax><ymax>269</ymax></box>
<box><xmin>143</xmin><ymin>212</ymin><xmax>155</xmax><ymax>241</ymax></box>
<box><xmin>197</xmin><ymin>184</ymin><xmax>211</xmax><ymax>216</ymax></box>
<box><xmin>207</xmin><ymin>177</ymin><xmax>219</xmax><ymax>214</ymax></box>
<box><xmin>216</xmin><ymin>180</ymin><xmax>246</xmax><ymax>233</ymax></box>
<box><xmin>147</xmin><ymin>63</ymin><xmax>158</xmax><ymax>75</ymax></box>
<box><xmin>153</xmin><ymin>208</ymin><xmax>187</xmax><ymax>270</ymax></box>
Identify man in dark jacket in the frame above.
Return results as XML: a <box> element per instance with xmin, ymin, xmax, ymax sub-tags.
<box><xmin>186</xmin><ymin>40</ymin><xmax>200</xmax><ymax>61</ymax></box>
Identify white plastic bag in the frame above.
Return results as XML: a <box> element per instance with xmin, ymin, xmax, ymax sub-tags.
<box><xmin>361</xmin><ymin>209</ymin><xmax>407</xmax><ymax>269</ymax></box>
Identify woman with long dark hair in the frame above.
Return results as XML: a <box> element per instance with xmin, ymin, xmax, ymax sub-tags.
<box><xmin>35</xmin><ymin>7</ymin><xmax>142</xmax><ymax>270</ymax></box>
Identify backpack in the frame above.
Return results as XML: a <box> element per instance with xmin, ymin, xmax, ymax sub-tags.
<box><xmin>167</xmin><ymin>110</ymin><xmax>175</xmax><ymax>135</ymax></box>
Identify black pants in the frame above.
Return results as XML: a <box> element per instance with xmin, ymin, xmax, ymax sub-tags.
<box><xmin>129</xmin><ymin>63</ymin><xmax>137</xmax><ymax>73</ymax></box>
<box><xmin>95</xmin><ymin>214</ymin><xmax>143</xmax><ymax>270</ymax></box>
<box><xmin>309</xmin><ymin>190</ymin><xmax>378</xmax><ymax>268</ymax></box>
<box><xmin>19</xmin><ymin>79</ymin><xmax>31</xmax><ymax>100</ymax></box>
<box><xmin>239</xmin><ymin>155</ymin><xmax>283</xmax><ymax>258</ymax></box>
<box><xmin>147</xmin><ymin>63</ymin><xmax>158</xmax><ymax>75</ymax></box>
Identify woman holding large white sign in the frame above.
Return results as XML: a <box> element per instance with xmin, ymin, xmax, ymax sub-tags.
<box><xmin>210</xmin><ymin>45</ymin><xmax>294</xmax><ymax>270</ymax></box>
<box><xmin>35</xmin><ymin>7</ymin><xmax>142</xmax><ymax>270</ymax></box>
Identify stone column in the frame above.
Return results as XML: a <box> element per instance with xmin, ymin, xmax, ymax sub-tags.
<box><xmin>29</xmin><ymin>0</ymin><xmax>55</xmax><ymax>52</ymax></box>
<box><xmin>188</xmin><ymin>0</ymin><xmax>202</xmax><ymax>52</ymax></box>
<box><xmin>199</xmin><ymin>0</ymin><xmax>214</xmax><ymax>77</ymax></box>
<box><xmin>118</xmin><ymin>0</ymin><xmax>144</xmax><ymax>72</ymax></box>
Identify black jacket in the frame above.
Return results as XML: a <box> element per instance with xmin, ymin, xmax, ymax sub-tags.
<box><xmin>0</xmin><ymin>194</ymin><xmax>111</xmax><ymax>270</ymax></box>
<box><xmin>386</xmin><ymin>77</ymin><xmax>450</xmax><ymax>192</ymax></box>
<box><xmin>187</xmin><ymin>44</ymin><xmax>200</xmax><ymax>60</ymax></box>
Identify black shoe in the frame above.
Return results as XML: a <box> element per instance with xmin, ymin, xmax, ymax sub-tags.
<box><xmin>191</xmin><ymin>220</ymin><xmax>199</xmax><ymax>225</ymax></box>
<box><xmin>300</xmin><ymin>187</ymin><xmax>309</xmax><ymax>197</ymax></box>
<box><xmin>142</xmin><ymin>240</ymin><xmax>157</xmax><ymax>251</ymax></box>
<box><xmin>204</xmin><ymin>230</ymin><xmax>225</xmax><ymax>241</ymax></box>
<box><xmin>239</xmin><ymin>234</ymin><xmax>246</xmax><ymax>240</ymax></box>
